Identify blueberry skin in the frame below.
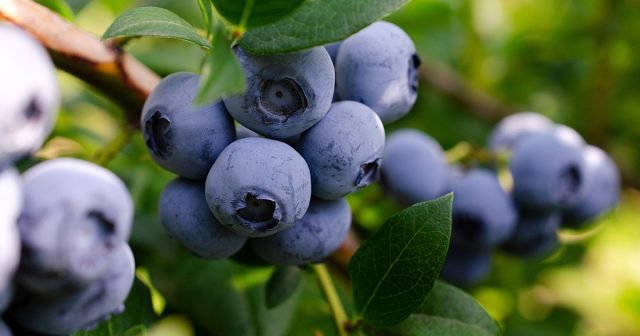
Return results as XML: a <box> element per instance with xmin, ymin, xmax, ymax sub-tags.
<box><xmin>17</xmin><ymin>158</ymin><xmax>133</xmax><ymax>295</ymax></box>
<box><xmin>324</xmin><ymin>42</ymin><xmax>341</xmax><ymax>65</ymax></box>
<box><xmin>141</xmin><ymin>72</ymin><xmax>235</xmax><ymax>180</ymax></box>
<box><xmin>501</xmin><ymin>210</ymin><xmax>561</xmax><ymax>257</ymax></box>
<box><xmin>0</xmin><ymin>284</ymin><xmax>13</xmax><ymax>313</ymax></box>
<box><xmin>205</xmin><ymin>138</ymin><xmax>312</xmax><ymax>237</ymax></box>
<box><xmin>0</xmin><ymin>319</ymin><xmax>11</xmax><ymax>336</ymax></box>
<box><xmin>440</xmin><ymin>247</ymin><xmax>492</xmax><ymax>287</ymax></box>
<box><xmin>159</xmin><ymin>178</ymin><xmax>247</xmax><ymax>258</ymax></box>
<box><xmin>223</xmin><ymin>47</ymin><xmax>334</xmax><ymax>140</ymax></box>
<box><xmin>451</xmin><ymin>169</ymin><xmax>517</xmax><ymax>248</ymax></box>
<box><xmin>510</xmin><ymin>132</ymin><xmax>585</xmax><ymax>212</ymax></box>
<box><xmin>563</xmin><ymin>146</ymin><xmax>620</xmax><ymax>228</ymax></box>
<box><xmin>9</xmin><ymin>243</ymin><xmax>135</xmax><ymax>335</ymax></box>
<box><xmin>553</xmin><ymin>124</ymin><xmax>585</xmax><ymax>148</ymax></box>
<box><xmin>298</xmin><ymin>101</ymin><xmax>385</xmax><ymax>200</ymax></box>
<box><xmin>0</xmin><ymin>166</ymin><xmax>21</xmax><ymax>294</ymax></box>
<box><xmin>381</xmin><ymin>129</ymin><xmax>448</xmax><ymax>204</ymax></box>
<box><xmin>336</xmin><ymin>21</ymin><xmax>419</xmax><ymax>124</ymax></box>
<box><xmin>0</xmin><ymin>24</ymin><xmax>59</xmax><ymax>164</ymax></box>
<box><xmin>252</xmin><ymin>197</ymin><xmax>351</xmax><ymax>265</ymax></box>
<box><xmin>488</xmin><ymin>112</ymin><xmax>554</xmax><ymax>151</ymax></box>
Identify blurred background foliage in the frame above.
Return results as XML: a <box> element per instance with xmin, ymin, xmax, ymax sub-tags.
<box><xmin>34</xmin><ymin>0</ymin><xmax>640</xmax><ymax>335</ymax></box>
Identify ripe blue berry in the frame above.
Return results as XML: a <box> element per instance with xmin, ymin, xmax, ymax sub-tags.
<box><xmin>336</xmin><ymin>21</ymin><xmax>419</xmax><ymax>123</ymax></box>
<box><xmin>223</xmin><ymin>47</ymin><xmax>334</xmax><ymax>139</ymax></box>
<box><xmin>298</xmin><ymin>101</ymin><xmax>385</xmax><ymax>200</ymax></box>
<box><xmin>17</xmin><ymin>158</ymin><xmax>133</xmax><ymax>295</ymax></box>
<box><xmin>160</xmin><ymin>178</ymin><xmax>247</xmax><ymax>258</ymax></box>
<box><xmin>440</xmin><ymin>247</ymin><xmax>491</xmax><ymax>287</ymax></box>
<box><xmin>501</xmin><ymin>211</ymin><xmax>560</xmax><ymax>257</ymax></box>
<box><xmin>251</xmin><ymin>198</ymin><xmax>351</xmax><ymax>265</ymax></box>
<box><xmin>141</xmin><ymin>72</ymin><xmax>235</xmax><ymax>180</ymax></box>
<box><xmin>488</xmin><ymin>112</ymin><xmax>554</xmax><ymax>151</ymax></box>
<box><xmin>381</xmin><ymin>129</ymin><xmax>448</xmax><ymax>204</ymax></box>
<box><xmin>563</xmin><ymin>146</ymin><xmax>620</xmax><ymax>228</ymax></box>
<box><xmin>451</xmin><ymin>169</ymin><xmax>517</xmax><ymax>248</ymax></box>
<box><xmin>0</xmin><ymin>166</ymin><xmax>21</xmax><ymax>294</ymax></box>
<box><xmin>0</xmin><ymin>24</ymin><xmax>59</xmax><ymax>164</ymax></box>
<box><xmin>9</xmin><ymin>243</ymin><xmax>134</xmax><ymax>335</ymax></box>
<box><xmin>0</xmin><ymin>319</ymin><xmax>11</xmax><ymax>336</ymax></box>
<box><xmin>325</xmin><ymin>42</ymin><xmax>341</xmax><ymax>65</ymax></box>
<box><xmin>509</xmin><ymin>132</ymin><xmax>585</xmax><ymax>211</ymax></box>
<box><xmin>205</xmin><ymin>138</ymin><xmax>311</xmax><ymax>237</ymax></box>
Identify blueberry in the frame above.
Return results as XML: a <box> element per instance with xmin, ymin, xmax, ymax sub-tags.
<box><xmin>205</xmin><ymin>138</ymin><xmax>312</xmax><ymax>237</ymax></box>
<box><xmin>324</xmin><ymin>42</ymin><xmax>341</xmax><ymax>65</ymax></box>
<box><xmin>298</xmin><ymin>101</ymin><xmax>385</xmax><ymax>200</ymax></box>
<box><xmin>381</xmin><ymin>129</ymin><xmax>448</xmax><ymax>204</ymax></box>
<box><xmin>440</xmin><ymin>247</ymin><xmax>492</xmax><ymax>287</ymax></box>
<box><xmin>563</xmin><ymin>146</ymin><xmax>620</xmax><ymax>228</ymax></box>
<box><xmin>446</xmin><ymin>164</ymin><xmax>466</xmax><ymax>190</ymax></box>
<box><xmin>0</xmin><ymin>24</ymin><xmax>59</xmax><ymax>164</ymax></box>
<box><xmin>0</xmin><ymin>166</ymin><xmax>21</xmax><ymax>294</ymax></box>
<box><xmin>553</xmin><ymin>124</ymin><xmax>585</xmax><ymax>148</ymax></box>
<box><xmin>0</xmin><ymin>285</ymin><xmax>13</xmax><ymax>313</ymax></box>
<box><xmin>488</xmin><ymin>112</ymin><xmax>554</xmax><ymax>151</ymax></box>
<box><xmin>336</xmin><ymin>21</ymin><xmax>419</xmax><ymax>123</ymax></box>
<box><xmin>9</xmin><ymin>243</ymin><xmax>135</xmax><ymax>335</ymax></box>
<box><xmin>251</xmin><ymin>197</ymin><xmax>351</xmax><ymax>265</ymax></box>
<box><xmin>501</xmin><ymin>210</ymin><xmax>561</xmax><ymax>257</ymax></box>
<box><xmin>141</xmin><ymin>72</ymin><xmax>235</xmax><ymax>180</ymax></box>
<box><xmin>223</xmin><ymin>47</ymin><xmax>334</xmax><ymax>139</ymax></box>
<box><xmin>451</xmin><ymin>169</ymin><xmax>517</xmax><ymax>248</ymax></box>
<box><xmin>510</xmin><ymin>132</ymin><xmax>585</xmax><ymax>211</ymax></box>
<box><xmin>159</xmin><ymin>178</ymin><xmax>247</xmax><ymax>258</ymax></box>
<box><xmin>0</xmin><ymin>319</ymin><xmax>11</xmax><ymax>336</ymax></box>
<box><xmin>17</xmin><ymin>158</ymin><xmax>133</xmax><ymax>295</ymax></box>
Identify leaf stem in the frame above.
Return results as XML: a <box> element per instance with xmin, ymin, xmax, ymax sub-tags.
<box><xmin>231</xmin><ymin>0</ymin><xmax>254</xmax><ymax>39</ymax></box>
<box><xmin>312</xmin><ymin>263</ymin><xmax>350</xmax><ymax>336</ymax></box>
<box><xmin>445</xmin><ymin>141</ymin><xmax>473</xmax><ymax>164</ymax></box>
<box><xmin>93</xmin><ymin>125</ymin><xmax>134</xmax><ymax>166</ymax></box>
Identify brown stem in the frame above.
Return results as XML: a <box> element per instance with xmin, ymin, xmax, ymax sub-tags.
<box><xmin>582</xmin><ymin>0</ymin><xmax>618</xmax><ymax>148</ymax></box>
<box><xmin>418</xmin><ymin>58</ymin><xmax>518</xmax><ymax>122</ymax></box>
<box><xmin>0</xmin><ymin>0</ymin><xmax>160</xmax><ymax>128</ymax></box>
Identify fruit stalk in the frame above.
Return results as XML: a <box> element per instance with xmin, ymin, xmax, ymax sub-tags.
<box><xmin>312</xmin><ymin>263</ymin><xmax>350</xmax><ymax>336</ymax></box>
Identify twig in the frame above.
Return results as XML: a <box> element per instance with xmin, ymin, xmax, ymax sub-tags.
<box><xmin>0</xmin><ymin>0</ymin><xmax>160</xmax><ymax>128</ymax></box>
<box><xmin>419</xmin><ymin>57</ymin><xmax>518</xmax><ymax>122</ymax></box>
<box><xmin>312</xmin><ymin>263</ymin><xmax>350</xmax><ymax>336</ymax></box>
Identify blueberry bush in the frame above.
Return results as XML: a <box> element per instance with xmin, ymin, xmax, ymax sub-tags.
<box><xmin>0</xmin><ymin>0</ymin><xmax>637</xmax><ymax>335</ymax></box>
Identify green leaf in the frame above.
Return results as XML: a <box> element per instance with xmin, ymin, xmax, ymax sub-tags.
<box><xmin>149</xmin><ymin>258</ymin><xmax>298</xmax><ymax>336</ymax></box>
<box><xmin>197</xmin><ymin>0</ymin><xmax>214</xmax><ymax>38</ymax></box>
<box><xmin>211</xmin><ymin>0</ymin><xmax>306</xmax><ymax>28</ymax></box>
<box><xmin>196</xmin><ymin>27</ymin><xmax>246</xmax><ymax>105</ymax></box>
<box><xmin>365</xmin><ymin>281</ymin><xmax>501</xmax><ymax>336</ymax></box>
<box><xmin>35</xmin><ymin>0</ymin><xmax>75</xmax><ymax>21</ymax></box>
<box><xmin>239</xmin><ymin>0</ymin><xmax>410</xmax><ymax>54</ymax></box>
<box><xmin>102</xmin><ymin>7</ymin><xmax>210</xmax><ymax>49</ymax></box>
<box><xmin>266</xmin><ymin>266</ymin><xmax>304</xmax><ymax>309</ymax></box>
<box><xmin>349</xmin><ymin>194</ymin><xmax>453</xmax><ymax>327</ymax></box>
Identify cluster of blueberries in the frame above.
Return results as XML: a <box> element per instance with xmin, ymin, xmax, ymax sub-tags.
<box><xmin>0</xmin><ymin>24</ymin><xmax>135</xmax><ymax>335</ymax></box>
<box><xmin>146</xmin><ymin>21</ymin><xmax>420</xmax><ymax>265</ymax></box>
<box><xmin>382</xmin><ymin>112</ymin><xmax>621</xmax><ymax>286</ymax></box>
